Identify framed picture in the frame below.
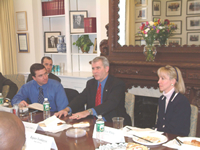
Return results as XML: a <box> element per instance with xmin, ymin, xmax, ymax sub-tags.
<box><xmin>170</xmin><ymin>20</ymin><xmax>182</xmax><ymax>34</ymax></box>
<box><xmin>153</xmin><ymin>17</ymin><xmax>160</xmax><ymax>22</ymax></box>
<box><xmin>166</xmin><ymin>0</ymin><xmax>182</xmax><ymax>17</ymax></box>
<box><xmin>186</xmin><ymin>16</ymin><xmax>200</xmax><ymax>30</ymax></box>
<box><xmin>16</xmin><ymin>11</ymin><xmax>28</xmax><ymax>31</ymax></box>
<box><xmin>69</xmin><ymin>11</ymin><xmax>88</xmax><ymax>34</ymax></box>
<box><xmin>135</xmin><ymin>22</ymin><xmax>144</xmax><ymax>35</ymax></box>
<box><xmin>135</xmin><ymin>7</ymin><xmax>147</xmax><ymax>21</ymax></box>
<box><xmin>152</xmin><ymin>1</ymin><xmax>161</xmax><ymax>16</ymax></box>
<box><xmin>167</xmin><ymin>37</ymin><xmax>182</xmax><ymax>46</ymax></box>
<box><xmin>135</xmin><ymin>38</ymin><xmax>145</xmax><ymax>46</ymax></box>
<box><xmin>93</xmin><ymin>38</ymin><xmax>97</xmax><ymax>53</ymax></box>
<box><xmin>187</xmin><ymin>0</ymin><xmax>200</xmax><ymax>15</ymax></box>
<box><xmin>44</xmin><ymin>31</ymin><xmax>61</xmax><ymax>53</ymax></box>
<box><xmin>17</xmin><ymin>33</ymin><xmax>29</xmax><ymax>53</ymax></box>
<box><xmin>187</xmin><ymin>32</ymin><xmax>200</xmax><ymax>45</ymax></box>
<box><xmin>135</xmin><ymin>0</ymin><xmax>148</xmax><ymax>7</ymax></box>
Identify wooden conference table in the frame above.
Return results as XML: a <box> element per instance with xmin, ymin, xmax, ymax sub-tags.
<box><xmin>23</xmin><ymin>111</ymin><xmax>178</xmax><ymax>150</ymax></box>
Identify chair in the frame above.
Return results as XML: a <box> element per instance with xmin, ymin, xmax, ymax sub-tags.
<box><xmin>64</xmin><ymin>88</ymin><xmax>85</xmax><ymax>112</ymax></box>
<box><xmin>125</xmin><ymin>92</ymin><xmax>135</xmax><ymax>126</ymax></box>
<box><xmin>2</xmin><ymin>74</ymin><xmax>25</xmax><ymax>98</ymax></box>
<box><xmin>188</xmin><ymin>104</ymin><xmax>198</xmax><ymax>137</ymax></box>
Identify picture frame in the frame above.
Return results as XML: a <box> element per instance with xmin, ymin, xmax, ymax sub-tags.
<box><xmin>187</xmin><ymin>32</ymin><xmax>200</xmax><ymax>45</ymax></box>
<box><xmin>135</xmin><ymin>0</ymin><xmax>148</xmax><ymax>7</ymax></box>
<box><xmin>167</xmin><ymin>37</ymin><xmax>182</xmax><ymax>46</ymax></box>
<box><xmin>135</xmin><ymin>38</ymin><xmax>145</xmax><ymax>46</ymax></box>
<box><xmin>44</xmin><ymin>31</ymin><xmax>61</xmax><ymax>53</ymax></box>
<box><xmin>187</xmin><ymin>0</ymin><xmax>200</xmax><ymax>15</ymax></box>
<box><xmin>69</xmin><ymin>11</ymin><xmax>88</xmax><ymax>34</ymax></box>
<box><xmin>135</xmin><ymin>7</ymin><xmax>148</xmax><ymax>21</ymax></box>
<box><xmin>135</xmin><ymin>22</ymin><xmax>144</xmax><ymax>35</ymax></box>
<box><xmin>17</xmin><ymin>33</ymin><xmax>29</xmax><ymax>53</ymax></box>
<box><xmin>16</xmin><ymin>11</ymin><xmax>28</xmax><ymax>31</ymax></box>
<box><xmin>152</xmin><ymin>1</ymin><xmax>161</xmax><ymax>16</ymax></box>
<box><xmin>153</xmin><ymin>17</ymin><xmax>160</xmax><ymax>22</ymax></box>
<box><xmin>93</xmin><ymin>38</ymin><xmax>97</xmax><ymax>53</ymax></box>
<box><xmin>170</xmin><ymin>20</ymin><xmax>182</xmax><ymax>34</ymax></box>
<box><xmin>166</xmin><ymin>0</ymin><xmax>182</xmax><ymax>17</ymax></box>
<box><xmin>186</xmin><ymin>16</ymin><xmax>200</xmax><ymax>30</ymax></box>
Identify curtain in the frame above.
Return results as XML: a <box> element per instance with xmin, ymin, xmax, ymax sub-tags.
<box><xmin>125</xmin><ymin>0</ymin><xmax>136</xmax><ymax>45</ymax></box>
<box><xmin>0</xmin><ymin>0</ymin><xmax>18</xmax><ymax>74</ymax></box>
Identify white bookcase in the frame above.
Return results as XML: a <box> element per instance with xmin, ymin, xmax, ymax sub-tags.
<box><xmin>42</xmin><ymin>0</ymin><xmax>98</xmax><ymax>73</ymax></box>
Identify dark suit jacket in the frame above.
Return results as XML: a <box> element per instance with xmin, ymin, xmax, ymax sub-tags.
<box><xmin>0</xmin><ymin>73</ymin><xmax>18</xmax><ymax>99</ymax></box>
<box><xmin>156</xmin><ymin>91</ymin><xmax>191</xmax><ymax>136</ymax></box>
<box><xmin>69</xmin><ymin>75</ymin><xmax>132</xmax><ymax>126</ymax></box>
<box><xmin>26</xmin><ymin>73</ymin><xmax>61</xmax><ymax>83</ymax></box>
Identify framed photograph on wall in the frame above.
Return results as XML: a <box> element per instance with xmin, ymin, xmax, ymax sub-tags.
<box><xmin>170</xmin><ymin>20</ymin><xmax>182</xmax><ymax>34</ymax></box>
<box><xmin>93</xmin><ymin>38</ymin><xmax>97</xmax><ymax>53</ymax></box>
<box><xmin>135</xmin><ymin>0</ymin><xmax>148</xmax><ymax>7</ymax></box>
<box><xmin>17</xmin><ymin>33</ymin><xmax>29</xmax><ymax>53</ymax></box>
<box><xmin>44</xmin><ymin>31</ymin><xmax>61</xmax><ymax>53</ymax></box>
<box><xmin>135</xmin><ymin>7</ymin><xmax>148</xmax><ymax>21</ymax></box>
<box><xmin>69</xmin><ymin>11</ymin><xmax>88</xmax><ymax>34</ymax></box>
<box><xmin>187</xmin><ymin>0</ymin><xmax>200</xmax><ymax>15</ymax></box>
<box><xmin>187</xmin><ymin>32</ymin><xmax>200</xmax><ymax>45</ymax></box>
<box><xmin>16</xmin><ymin>11</ymin><xmax>28</xmax><ymax>31</ymax></box>
<box><xmin>166</xmin><ymin>0</ymin><xmax>182</xmax><ymax>17</ymax></box>
<box><xmin>135</xmin><ymin>22</ymin><xmax>144</xmax><ymax>35</ymax></box>
<box><xmin>167</xmin><ymin>37</ymin><xmax>182</xmax><ymax>46</ymax></box>
<box><xmin>186</xmin><ymin>16</ymin><xmax>200</xmax><ymax>30</ymax></box>
<box><xmin>152</xmin><ymin>1</ymin><xmax>161</xmax><ymax>16</ymax></box>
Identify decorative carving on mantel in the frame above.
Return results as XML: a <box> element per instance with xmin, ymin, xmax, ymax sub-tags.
<box><xmin>188</xmin><ymin>73</ymin><xmax>200</xmax><ymax>80</ymax></box>
<box><xmin>100</xmin><ymin>39</ymin><xmax>109</xmax><ymax>56</ymax></box>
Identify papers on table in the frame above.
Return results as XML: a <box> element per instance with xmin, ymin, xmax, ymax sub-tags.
<box><xmin>123</xmin><ymin>126</ymin><xmax>163</xmax><ymax>138</ymax></box>
<box><xmin>24</xmin><ymin>132</ymin><xmax>58</xmax><ymax>150</ymax></box>
<box><xmin>28</xmin><ymin>103</ymin><xmax>43</xmax><ymax>111</ymax></box>
<box><xmin>22</xmin><ymin>121</ymin><xmax>58</xmax><ymax>150</ymax></box>
<box><xmin>37</xmin><ymin>115</ymin><xmax>72</xmax><ymax>133</ymax></box>
<box><xmin>93</xmin><ymin>124</ymin><xmax>125</xmax><ymax>143</ymax></box>
<box><xmin>163</xmin><ymin>136</ymin><xmax>200</xmax><ymax>150</ymax></box>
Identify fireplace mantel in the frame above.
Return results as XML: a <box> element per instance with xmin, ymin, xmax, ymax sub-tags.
<box><xmin>100</xmin><ymin>0</ymin><xmax>200</xmax><ymax>137</ymax></box>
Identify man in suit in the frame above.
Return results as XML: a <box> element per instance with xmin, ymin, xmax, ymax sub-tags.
<box><xmin>26</xmin><ymin>56</ymin><xmax>61</xmax><ymax>83</ymax></box>
<box><xmin>48</xmin><ymin>36</ymin><xmax>58</xmax><ymax>48</ymax></box>
<box><xmin>0</xmin><ymin>111</ymin><xmax>25</xmax><ymax>150</ymax></box>
<box><xmin>0</xmin><ymin>72</ymin><xmax>18</xmax><ymax>99</ymax></box>
<box><xmin>55</xmin><ymin>56</ymin><xmax>131</xmax><ymax>126</ymax></box>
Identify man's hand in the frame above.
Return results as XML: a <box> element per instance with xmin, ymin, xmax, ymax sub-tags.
<box><xmin>54</xmin><ymin>108</ymin><xmax>69</xmax><ymax>118</ymax></box>
<box><xmin>19</xmin><ymin>100</ymin><xmax>28</xmax><ymax>107</ymax></box>
<box><xmin>69</xmin><ymin>110</ymin><xmax>90</xmax><ymax>120</ymax></box>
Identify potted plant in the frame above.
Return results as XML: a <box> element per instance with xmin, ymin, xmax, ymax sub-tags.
<box><xmin>73</xmin><ymin>35</ymin><xmax>94</xmax><ymax>53</ymax></box>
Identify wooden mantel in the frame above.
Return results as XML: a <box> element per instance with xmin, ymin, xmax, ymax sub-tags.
<box><xmin>100</xmin><ymin>0</ymin><xmax>200</xmax><ymax>137</ymax></box>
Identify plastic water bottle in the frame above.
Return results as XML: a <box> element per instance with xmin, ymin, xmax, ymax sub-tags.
<box><xmin>0</xmin><ymin>93</ymin><xmax>4</xmax><ymax>106</ymax></box>
<box><xmin>43</xmin><ymin>98</ymin><xmax>50</xmax><ymax>120</ymax></box>
<box><xmin>96</xmin><ymin>115</ymin><xmax>104</xmax><ymax>144</ymax></box>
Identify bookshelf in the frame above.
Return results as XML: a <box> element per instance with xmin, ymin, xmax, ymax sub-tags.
<box><xmin>41</xmin><ymin>0</ymin><xmax>98</xmax><ymax>73</ymax></box>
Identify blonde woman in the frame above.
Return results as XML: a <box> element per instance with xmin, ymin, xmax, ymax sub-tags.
<box><xmin>156</xmin><ymin>65</ymin><xmax>191</xmax><ymax>136</ymax></box>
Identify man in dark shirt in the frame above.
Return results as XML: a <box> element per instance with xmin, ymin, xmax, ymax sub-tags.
<box><xmin>0</xmin><ymin>72</ymin><xmax>18</xmax><ymax>99</ymax></box>
<box><xmin>26</xmin><ymin>56</ymin><xmax>61</xmax><ymax>83</ymax></box>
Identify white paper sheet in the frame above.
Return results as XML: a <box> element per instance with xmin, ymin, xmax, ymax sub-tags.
<box><xmin>23</xmin><ymin>122</ymin><xmax>38</xmax><ymax>133</ymax></box>
<box><xmin>28</xmin><ymin>103</ymin><xmax>43</xmax><ymax>111</ymax></box>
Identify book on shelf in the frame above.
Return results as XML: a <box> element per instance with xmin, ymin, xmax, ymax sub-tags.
<box><xmin>42</xmin><ymin>0</ymin><xmax>65</xmax><ymax>16</ymax></box>
<box><xmin>84</xmin><ymin>17</ymin><xmax>96</xmax><ymax>33</ymax></box>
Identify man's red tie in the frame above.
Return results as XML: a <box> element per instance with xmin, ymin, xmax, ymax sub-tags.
<box><xmin>95</xmin><ymin>83</ymin><xmax>101</xmax><ymax>106</ymax></box>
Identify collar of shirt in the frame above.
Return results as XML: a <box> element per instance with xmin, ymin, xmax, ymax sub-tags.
<box><xmin>33</xmin><ymin>79</ymin><xmax>49</xmax><ymax>90</ymax></box>
<box><xmin>163</xmin><ymin>88</ymin><xmax>175</xmax><ymax>111</ymax></box>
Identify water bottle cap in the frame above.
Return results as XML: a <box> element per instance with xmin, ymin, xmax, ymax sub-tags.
<box><xmin>0</xmin><ymin>93</ymin><xmax>2</xmax><ymax>96</ymax></box>
<box><xmin>97</xmin><ymin>115</ymin><xmax>102</xmax><ymax>119</ymax></box>
<box><xmin>44</xmin><ymin>98</ymin><xmax>48</xmax><ymax>101</ymax></box>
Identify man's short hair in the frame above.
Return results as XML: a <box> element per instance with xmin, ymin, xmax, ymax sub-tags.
<box><xmin>30</xmin><ymin>63</ymin><xmax>45</xmax><ymax>77</ymax></box>
<box><xmin>41</xmin><ymin>56</ymin><xmax>52</xmax><ymax>64</ymax></box>
<box><xmin>92</xmin><ymin>56</ymin><xmax>109</xmax><ymax>68</ymax></box>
